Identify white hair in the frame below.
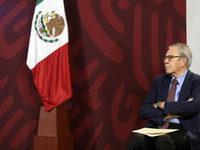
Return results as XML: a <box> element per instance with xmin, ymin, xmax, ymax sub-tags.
<box><xmin>168</xmin><ymin>43</ymin><xmax>192</xmax><ymax>68</ymax></box>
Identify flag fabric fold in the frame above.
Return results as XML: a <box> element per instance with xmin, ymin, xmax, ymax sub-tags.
<box><xmin>27</xmin><ymin>0</ymin><xmax>73</xmax><ymax>111</ymax></box>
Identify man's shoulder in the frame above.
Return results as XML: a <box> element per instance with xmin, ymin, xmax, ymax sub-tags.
<box><xmin>156</xmin><ymin>73</ymin><xmax>171</xmax><ymax>80</ymax></box>
<box><xmin>187</xmin><ymin>70</ymin><xmax>200</xmax><ymax>81</ymax></box>
<box><xmin>153</xmin><ymin>74</ymin><xmax>172</xmax><ymax>85</ymax></box>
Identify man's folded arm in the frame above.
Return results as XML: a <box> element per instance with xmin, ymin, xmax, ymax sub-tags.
<box><xmin>164</xmin><ymin>100</ymin><xmax>200</xmax><ymax>117</ymax></box>
<box><xmin>140</xmin><ymin>103</ymin><xmax>165</xmax><ymax>122</ymax></box>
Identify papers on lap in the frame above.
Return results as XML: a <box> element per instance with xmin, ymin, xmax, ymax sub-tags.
<box><xmin>132</xmin><ymin>127</ymin><xmax>179</xmax><ymax>137</ymax></box>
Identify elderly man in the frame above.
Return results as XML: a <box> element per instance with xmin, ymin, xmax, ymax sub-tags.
<box><xmin>127</xmin><ymin>43</ymin><xmax>200</xmax><ymax>150</ymax></box>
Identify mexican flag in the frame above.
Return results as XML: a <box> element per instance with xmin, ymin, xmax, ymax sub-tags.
<box><xmin>27</xmin><ymin>0</ymin><xmax>73</xmax><ymax>111</ymax></box>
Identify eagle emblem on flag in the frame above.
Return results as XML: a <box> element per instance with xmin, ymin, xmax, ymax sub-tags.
<box><xmin>35</xmin><ymin>11</ymin><xmax>65</xmax><ymax>43</ymax></box>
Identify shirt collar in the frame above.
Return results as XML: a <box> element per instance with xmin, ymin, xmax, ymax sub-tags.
<box><xmin>172</xmin><ymin>69</ymin><xmax>188</xmax><ymax>86</ymax></box>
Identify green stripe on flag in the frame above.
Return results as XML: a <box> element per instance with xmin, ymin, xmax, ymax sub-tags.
<box><xmin>36</xmin><ymin>0</ymin><xmax>44</xmax><ymax>6</ymax></box>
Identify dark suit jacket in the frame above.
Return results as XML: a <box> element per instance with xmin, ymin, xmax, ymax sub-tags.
<box><xmin>140</xmin><ymin>70</ymin><xmax>200</xmax><ymax>150</ymax></box>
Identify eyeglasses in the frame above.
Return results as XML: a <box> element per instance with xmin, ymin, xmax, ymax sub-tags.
<box><xmin>163</xmin><ymin>55</ymin><xmax>183</xmax><ymax>61</ymax></box>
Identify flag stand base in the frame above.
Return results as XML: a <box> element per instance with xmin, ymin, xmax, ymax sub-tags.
<box><xmin>33</xmin><ymin>106</ymin><xmax>73</xmax><ymax>150</ymax></box>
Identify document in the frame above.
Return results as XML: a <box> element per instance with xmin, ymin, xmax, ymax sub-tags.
<box><xmin>132</xmin><ymin>128</ymin><xmax>179</xmax><ymax>137</ymax></box>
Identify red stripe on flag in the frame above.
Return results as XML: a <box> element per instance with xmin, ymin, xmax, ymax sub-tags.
<box><xmin>31</xmin><ymin>43</ymin><xmax>73</xmax><ymax>111</ymax></box>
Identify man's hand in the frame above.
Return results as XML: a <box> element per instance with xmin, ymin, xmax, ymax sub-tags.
<box><xmin>166</xmin><ymin>114</ymin><xmax>182</xmax><ymax>119</ymax></box>
<box><xmin>159</xmin><ymin>102</ymin><xmax>165</xmax><ymax>109</ymax></box>
<box><xmin>153</xmin><ymin>103</ymin><xmax>158</xmax><ymax>108</ymax></box>
<box><xmin>153</xmin><ymin>101</ymin><xmax>165</xmax><ymax>109</ymax></box>
<box><xmin>188</xmin><ymin>98</ymin><xmax>193</xmax><ymax>101</ymax></box>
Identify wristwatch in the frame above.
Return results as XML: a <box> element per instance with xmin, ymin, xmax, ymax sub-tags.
<box><xmin>157</xmin><ymin>101</ymin><xmax>161</xmax><ymax>108</ymax></box>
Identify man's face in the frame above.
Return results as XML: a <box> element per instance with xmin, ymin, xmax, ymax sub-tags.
<box><xmin>163</xmin><ymin>47</ymin><xmax>184</xmax><ymax>77</ymax></box>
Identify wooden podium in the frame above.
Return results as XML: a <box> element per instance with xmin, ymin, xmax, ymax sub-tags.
<box><xmin>33</xmin><ymin>106</ymin><xmax>73</xmax><ymax>150</ymax></box>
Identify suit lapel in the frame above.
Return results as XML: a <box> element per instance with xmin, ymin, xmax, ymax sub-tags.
<box><xmin>178</xmin><ymin>70</ymin><xmax>192</xmax><ymax>102</ymax></box>
<box><xmin>163</xmin><ymin>74</ymin><xmax>172</xmax><ymax>101</ymax></box>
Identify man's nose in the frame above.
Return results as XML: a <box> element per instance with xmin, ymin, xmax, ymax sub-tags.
<box><xmin>164</xmin><ymin>58</ymin><xmax>169</xmax><ymax>64</ymax></box>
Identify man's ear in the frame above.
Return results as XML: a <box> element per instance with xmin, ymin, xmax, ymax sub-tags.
<box><xmin>181</xmin><ymin>57</ymin><xmax>187</xmax><ymax>68</ymax></box>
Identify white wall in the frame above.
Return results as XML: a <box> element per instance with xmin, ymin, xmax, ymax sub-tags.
<box><xmin>187</xmin><ymin>0</ymin><xmax>200</xmax><ymax>74</ymax></box>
